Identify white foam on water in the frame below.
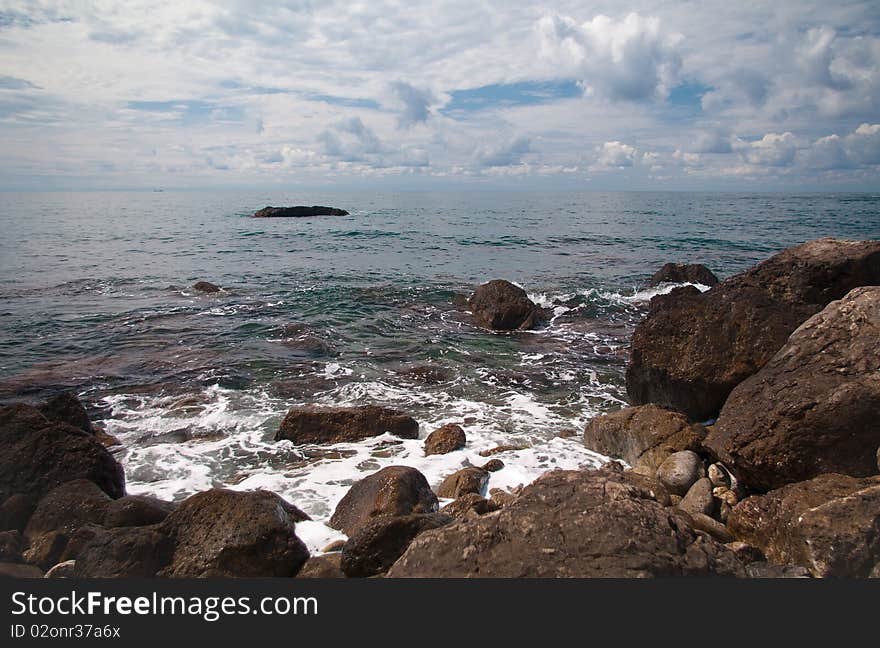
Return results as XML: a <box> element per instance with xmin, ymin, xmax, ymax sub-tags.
<box><xmin>100</xmin><ymin>369</ymin><xmax>616</xmax><ymax>555</ymax></box>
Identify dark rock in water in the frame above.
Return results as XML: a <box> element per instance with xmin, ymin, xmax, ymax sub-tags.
<box><xmin>39</xmin><ymin>393</ymin><xmax>93</xmax><ymax>433</ymax></box>
<box><xmin>626</xmin><ymin>238</ymin><xmax>880</xmax><ymax>421</ymax></box>
<box><xmin>728</xmin><ymin>473</ymin><xmax>880</xmax><ymax>578</ymax></box>
<box><xmin>468</xmin><ymin>280</ymin><xmax>546</xmax><ymax>331</ymax></box>
<box><xmin>103</xmin><ymin>495</ymin><xmax>176</xmax><ymax>528</ymax></box>
<box><xmin>75</xmin><ymin>525</ymin><xmax>175</xmax><ymax>578</ymax></box>
<box><xmin>330</xmin><ymin>466</ymin><xmax>438</xmax><ymax>536</ymax></box>
<box><xmin>481</xmin><ymin>459</ymin><xmax>504</xmax><ymax>472</ymax></box>
<box><xmin>275</xmin><ymin>405</ymin><xmax>419</xmax><ymax>445</ymax></box>
<box><xmin>649</xmin><ymin>263</ymin><xmax>719</xmax><ymax>287</ymax></box>
<box><xmin>192</xmin><ymin>281</ymin><xmax>220</xmax><ymax>293</ymax></box>
<box><xmin>388</xmin><ymin>467</ymin><xmax>743</xmax><ymax>577</ymax></box>
<box><xmin>705</xmin><ymin>286</ymin><xmax>880</xmax><ymax>492</ymax></box>
<box><xmin>341</xmin><ymin>512</ymin><xmax>452</xmax><ymax>577</ymax></box>
<box><xmin>297</xmin><ymin>553</ymin><xmax>345</xmax><ymax>578</ymax></box>
<box><xmin>583</xmin><ymin>404</ymin><xmax>706</xmax><ymax>476</ymax></box>
<box><xmin>253</xmin><ymin>205</ymin><xmax>349</xmax><ymax>218</ymax></box>
<box><xmin>0</xmin><ymin>494</ymin><xmax>38</xmax><ymax>532</ymax></box>
<box><xmin>441</xmin><ymin>493</ymin><xmax>499</xmax><ymax>520</ymax></box>
<box><xmin>436</xmin><ymin>467</ymin><xmax>490</xmax><ymax>499</ymax></box>
<box><xmin>0</xmin><ymin>404</ymin><xmax>125</xmax><ymax>502</ymax></box>
<box><xmin>158</xmin><ymin>489</ymin><xmax>310</xmax><ymax>578</ymax></box>
<box><xmin>0</xmin><ymin>530</ymin><xmax>22</xmax><ymax>562</ymax></box>
<box><xmin>424</xmin><ymin>423</ymin><xmax>466</xmax><ymax>456</ymax></box>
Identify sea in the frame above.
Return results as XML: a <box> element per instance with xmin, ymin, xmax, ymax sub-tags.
<box><xmin>1</xmin><ymin>190</ymin><xmax>878</xmax><ymax>551</ymax></box>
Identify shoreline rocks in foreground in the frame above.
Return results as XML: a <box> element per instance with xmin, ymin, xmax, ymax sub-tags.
<box><xmin>274</xmin><ymin>405</ymin><xmax>419</xmax><ymax>444</ymax></box>
<box><xmin>704</xmin><ymin>285</ymin><xmax>880</xmax><ymax>491</ymax></box>
<box><xmin>253</xmin><ymin>205</ymin><xmax>349</xmax><ymax>218</ymax></box>
<box><xmin>626</xmin><ymin>238</ymin><xmax>880</xmax><ymax>421</ymax></box>
<box><xmin>648</xmin><ymin>262</ymin><xmax>719</xmax><ymax>287</ymax></box>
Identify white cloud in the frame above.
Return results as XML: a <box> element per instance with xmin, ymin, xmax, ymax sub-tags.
<box><xmin>388</xmin><ymin>81</ymin><xmax>438</xmax><ymax>128</ymax></box>
<box><xmin>538</xmin><ymin>12</ymin><xmax>682</xmax><ymax>101</ymax></box>
<box><xmin>741</xmin><ymin>132</ymin><xmax>799</xmax><ymax>167</ymax></box>
<box><xmin>594</xmin><ymin>141</ymin><xmax>637</xmax><ymax>168</ymax></box>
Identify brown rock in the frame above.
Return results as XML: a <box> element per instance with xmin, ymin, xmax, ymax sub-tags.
<box><xmin>678</xmin><ymin>478</ymin><xmax>716</xmax><ymax>517</ymax></box>
<box><xmin>388</xmin><ymin>468</ymin><xmax>743</xmax><ymax>578</ymax></box>
<box><xmin>44</xmin><ymin>560</ymin><xmax>77</xmax><ymax>578</ymax></box>
<box><xmin>0</xmin><ymin>494</ymin><xmax>37</xmax><ymax>532</ymax></box>
<box><xmin>341</xmin><ymin>513</ymin><xmax>452</xmax><ymax>577</ymax></box>
<box><xmin>479</xmin><ymin>444</ymin><xmax>526</xmax><ymax>457</ymax></box>
<box><xmin>686</xmin><ymin>512</ymin><xmax>734</xmax><ymax>543</ymax></box>
<box><xmin>728</xmin><ymin>473</ymin><xmax>880</xmax><ymax>577</ymax></box>
<box><xmin>0</xmin><ymin>562</ymin><xmax>44</xmax><ymax>578</ymax></box>
<box><xmin>656</xmin><ymin>451</ymin><xmax>705</xmax><ymax>497</ymax></box>
<box><xmin>22</xmin><ymin>531</ymin><xmax>69</xmax><ymax>570</ymax></box>
<box><xmin>626</xmin><ymin>238</ymin><xmax>880</xmax><ymax>421</ymax></box>
<box><xmin>468</xmin><ymin>280</ymin><xmax>545</xmax><ymax>330</ymax></box>
<box><xmin>424</xmin><ymin>423</ymin><xmax>466</xmax><ymax>455</ymax></box>
<box><xmin>24</xmin><ymin>480</ymin><xmax>111</xmax><ymax>542</ymax></box>
<box><xmin>441</xmin><ymin>493</ymin><xmax>500</xmax><ymax>519</ymax></box>
<box><xmin>192</xmin><ymin>281</ymin><xmax>220</xmax><ymax>293</ymax></box>
<box><xmin>0</xmin><ymin>405</ymin><xmax>125</xmax><ymax>501</ymax></box>
<box><xmin>39</xmin><ymin>393</ymin><xmax>93</xmax><ymax>433</ymax></box>
<box><xmin>705</xmin><ymin>286</ymin><xmax>880</xmax><ymax>491</ymax></box>
<box><xmin>0</xmin><ymin>530</ymin><xmax>22</xmax><ymax>562</ymax></box>
<box><xmin>321</xmin><ymin>540</ymin><xmax>346</xmax><ymax>553</ymax></box>
<box><xmin>481</xmin><ymin>459</ymin><xmax>504</xmax><ymax>472</ymax></box>
<box><xmin>329</xmin><ymin>466</ymin><xmax>438</xmax><ymax>536</ymax></box>
<box><xmin>75</xmin><ymin>525</ymin><xmax>175</xmax><ymax>578</ymax></box>
<box><xmin>436</xmin><ymin>467</ymin><xmax>489</xmax><ymax>499</ymax></box>
<box><xmin>103</xmin><ymin>495</ymin><xmax>175</xmax><ymax>528</ymax></box>
<box><xmin>253</xmin><ymin>205</ymin><xmax>349</xmax><ymax>218</ymax></box>
<box><xmin>648</xmin><ymin>263</ymin><xmax>719</xmax><ymax>287</ymax></box>
<box><xmin>158</xmin><ymin>489</ymin><xmax>310</xmax><ymax>578</ymax></box>
<box><xmin>274</xmin><ymin>405</ymin><xmax>419</xmax><ymax>445</ymax></box>
<box><xmin>297</xmin><ymin>553</ymin><xmax>345</xmax><ymax>578</ymax></box>
<box><xmin>583</xmin><ymin>404</ymin><xmax>706</xmax><ymax>475</ymax></box>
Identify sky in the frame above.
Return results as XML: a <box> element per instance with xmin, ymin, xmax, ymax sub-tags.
<box><xmin>0</xmin><ymin>1</ymin><xmax>879</xmax><ymax>191</ymax></box>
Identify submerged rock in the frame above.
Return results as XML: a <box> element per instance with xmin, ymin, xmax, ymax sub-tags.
<box><xmin>388</xmin><ymin>467</ymin><xmax>743</xmax><ymax>577</ymax></box>
<box><xmin>626</xmin><ymin>238</ymin><xmax>880</xmax><ymax>421</ymax></box>
<box><xmin>648</xmin><ymin>263</ymin><xmax>719</xmax><ymax>287</ymax></box>
<box><xmin>705</xmin><ymin>286</ymin><xmax>880</xmax><ymax>492</ymax></box>
<box><xmin>274</xmin><ymin>405</ymin><xmax>419</xmax><ymax>445</ymax></box>
<box><xmin>468</xmin><ymin>279</ymin><xmax>546</xmax><ymax>331</ymax></box>
<box><xmin>728</xmin><ymin>473</ymin><xmax>880</xmax><ymax>577</ymax></box>
<box><xmin>192</xmin><ymin>281</ymin><xmax>220</xmax><ymax>293</ymax></box>
<box><xmin>329</xmin><ymin>466</ymin><xmax>438</xmax><ymax>536</ymax></box>
<box><xmin>253</xmin><ymin>205</ymin><xmax>349</xmax><ymax>218</ymax></box>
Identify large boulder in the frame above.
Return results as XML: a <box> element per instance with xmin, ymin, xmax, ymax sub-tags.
<box><xmin>103</xmin><ymin>495</ymin><xmax>176</xmax><ymax>528</ymax></box>
<box><xmin>38</xmin><ymin>393</ymin><xmax>93</xmax><ymax>433</ymax></box>
<box><xmin>468</xmin><ymin>280</ymin><xmax>545</xmax><ymax>331</ymax></box>
<box><xmin>626</xmin><ymin>239</ymin><xmax>880</xmax><ymax>421</ymax></box>
<box><xmin>387</xmin><ymin>467</ymin><xmax>743</xmax><ymax>577</ymax></box>
<box><xmin>728</xmin><ymin>473</ymin><xmax>880</xmax><ymax>577</ymax></box>
<box><xmin>583</xmin><ymin>404</ymin><xmax>706</xmax><ymax>475</ymax></box>
<box><xmin>705</xmin><ymin>286</ymin><xmax>880</xmax><ymax>492</ymax></box>
<box><xmin>24</xmin><ymin>480</ymin><xmax>110</xmax><ymax>543</ymax></box>
<box><xmin>254</xmin><ymin>205</ymin><xmax>349</xmax><ymax>218</ymax></box>
<box><xmin>297</xmin><ymin>553</ymin><xmax>345</xmax><ymax>578</ymax></box>
<box><xmin>329</xmin><ymin>466</ymin><xmax>438</xmax><ymax>536</ymax></box>
<box><xmin>648</xmin><ymin>263</ymin><xmax>719</xmax><ymax>287</ymax></box>
<box><xmin>0</xmin><ymin>404</ymin><xmax>125</xmax><ymax>502</ymax></box>
<box><xmin>158</xmin><ymin>489</ymin><xmax>310</xmax><ymax>578</ymax></box>
<box><xmin>274</xmin><ymin>405</ymin><xmax>419</xmax><ymax>444</ymax></box>
<box><xmin>74</xmin><ymin>525</ymin><xmax>176</xmax><ymax>578</ymax></box>
<box><xmin>340</xmin><ymin>513</ymin><xmax>452</xmax><ymax>577</ymax></box>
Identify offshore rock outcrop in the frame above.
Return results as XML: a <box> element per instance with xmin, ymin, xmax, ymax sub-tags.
<box><xmin>253</xmin><ymin>205</ymin><xmax>349</xmax><ymax>218</ymax></box>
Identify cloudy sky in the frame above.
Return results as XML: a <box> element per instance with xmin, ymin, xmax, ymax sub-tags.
<box><xmin>1</xmin><ymin>1</ymin><xmax>879</xmax><ymax>190</ymax></box>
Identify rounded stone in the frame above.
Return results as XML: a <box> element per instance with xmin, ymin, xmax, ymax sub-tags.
<box><xmin>656</xmin><ymin>450</ymin><xmax>705</xmax><ymax>496</ymax></box>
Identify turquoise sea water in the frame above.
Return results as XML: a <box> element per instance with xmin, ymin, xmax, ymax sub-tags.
<box><xmin>1</xmin><ymin>190</ymin><xmax>878</xmax><ymax>549</ymax></box>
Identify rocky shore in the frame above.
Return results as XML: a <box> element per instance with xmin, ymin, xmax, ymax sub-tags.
<box><xmin>1</xmin><ymin>237</ymin><xmax>878</xmax><ymax>579</ymax></box>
